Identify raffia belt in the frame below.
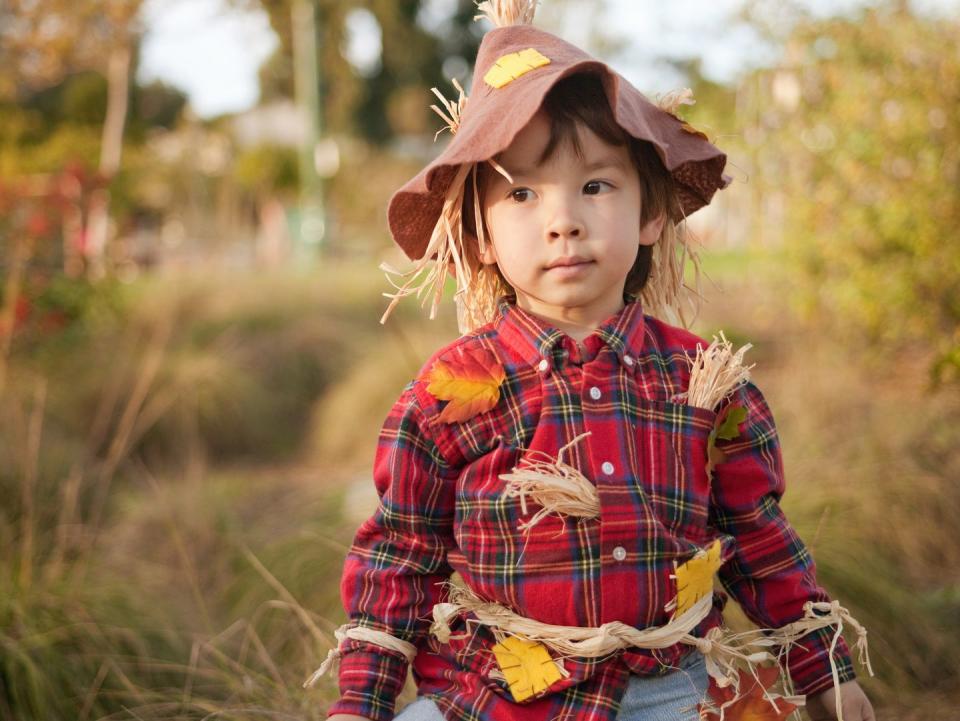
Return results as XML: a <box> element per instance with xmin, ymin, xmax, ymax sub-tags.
<box><xmin>308</xmin><ymin>584</ymin><xmax>871</xmax><ymax>721</ymax></box>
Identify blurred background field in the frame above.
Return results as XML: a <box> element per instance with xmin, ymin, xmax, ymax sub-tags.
<box><xmin>1</xmin><ymin>0</ymin><xmax>959</xmax><ymax>719</ymax></box>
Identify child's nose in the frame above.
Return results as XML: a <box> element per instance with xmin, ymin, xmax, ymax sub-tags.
<box><xmin>545</xmin><ymin>203</ymin><xmax>585</xmax><ymax>241</ymax></box>
<box><xmin>548</xmin><ymin>224</ymin><xmax>581</xmax><ymax>240</ymax></box>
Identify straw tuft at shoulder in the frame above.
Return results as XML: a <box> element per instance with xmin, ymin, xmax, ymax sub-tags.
<box><xmin>474</xmin><ymin>0</ymin><xmax>540</xmax><ymax>28</ymax></box>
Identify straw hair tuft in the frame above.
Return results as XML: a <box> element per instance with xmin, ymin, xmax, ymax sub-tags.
<box><xmin>430</xmin><ymin>79</ymin><xmax>468</xmax><ymax>140</ymax></box>
<box><xmin>637</xmin><ymin>218</ymin><xmax>704</xmax><ymax>329</ymax></box>
<box><xmin>380</xmin><ymin>163</ymin><xmax>473</xmax><ymax>327</ymax></box>
<box><xmin>475</xmin><ymin>0</ymin><xmax>540</xmax><ymax>28</ymax></box>
<box><xmin>381</xmin><ymin>161</ymin><xmax>508</xmax><ymax>334</ymax></box>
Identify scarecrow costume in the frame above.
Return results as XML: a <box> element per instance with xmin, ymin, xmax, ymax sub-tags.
<box><xmin>312</xmin><ymin>2</ymin><xmax>872</xmax><ymax>720</ymax></box>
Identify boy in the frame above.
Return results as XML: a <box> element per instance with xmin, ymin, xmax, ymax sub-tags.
<box><xmin>320</xmin><ymin>3</ymin><xmax>874</xmax><ymax>720</ymax></box>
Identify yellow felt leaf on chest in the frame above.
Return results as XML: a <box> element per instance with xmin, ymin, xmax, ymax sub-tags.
<box><xmin>426</xmin><ymin>346</ymin><xmax>505</xmax><ymax>423</ymax></box>
<box><xmin>672</xmin><ymin>539</ymin><xmax>724</xmax><ymax>617</ymax></box>
<box><xmin>492</xmin><ymin>635</ymin><xmax>564</xmax><ymax>702</ymax></box>
<box><xmin>483</xmin><ymin>48</ymin><xmax>551</xmax><ymax>89</ymax></box>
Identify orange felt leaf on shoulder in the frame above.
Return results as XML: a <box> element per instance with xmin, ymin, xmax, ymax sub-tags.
<box><xmin>700</xmin><ymin>667</ymin><xmax>798</xmax><ymax>721</ymax></box>
<box><xmin>426</xmin><ymin>346</ymin><xmax>505</xmax><ymax>423</ymax></box>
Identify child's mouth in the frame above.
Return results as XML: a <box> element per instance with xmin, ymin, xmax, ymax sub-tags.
<box><xmin>545</xmin><ymin>257</ymin><xmax>594</xmax><ymax>276</ymax></box>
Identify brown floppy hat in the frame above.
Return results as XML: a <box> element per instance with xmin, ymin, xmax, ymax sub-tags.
<box><xmin>387</xmin><ymin>12</ymin><xmax>731</xmax><ymax>262</ymax></box>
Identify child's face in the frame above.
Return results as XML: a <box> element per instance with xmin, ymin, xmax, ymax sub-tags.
<box><xmin>480</xmin><ymin>109</ymin><xmax>663</xmax><ymax>324</ymax></box>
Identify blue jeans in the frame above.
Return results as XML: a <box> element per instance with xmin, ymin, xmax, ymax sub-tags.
<box><xmin>394</xmin><ymin>652</ymin><xmax>708</xmax><ymax>721</ymax></box>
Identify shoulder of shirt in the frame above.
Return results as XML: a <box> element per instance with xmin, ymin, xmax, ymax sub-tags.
<box><xmin>413</xmin><ymin>319</ymin><xmax>503</xmax><ymax>378</ymax></box>
<box><xmin>399</xmin><ymin>319</ymin><xmax>506</xmax><ymax>421</ymax></box>
<box><xmin>641</xmin><ymin>313</ymin><xmax>711</xmax><ymax>357</ymax></box>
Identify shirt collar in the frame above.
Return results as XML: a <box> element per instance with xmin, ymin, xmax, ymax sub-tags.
<box><xmin>495</xmin><ymin>298</ymin><xmax>647</xmax><ymax>368</ymax></box>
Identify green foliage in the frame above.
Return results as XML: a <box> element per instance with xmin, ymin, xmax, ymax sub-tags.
<box><xmin>60</xmin><ymin>71</ymin><xmax>108</xmax><ymax>125</ymax></box>
<box><xmin>234</xmin><ymin>143</ymin><xmax>300</xmax><ymax>197</ymax></box>
<box><xmin>744</xmin><ymin>4</ymin><xmax>960</xmax><ymax>385</ymax></box>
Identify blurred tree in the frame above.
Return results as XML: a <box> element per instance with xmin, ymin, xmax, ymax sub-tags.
<box><xmin>0</xmin><ymin>0</ymin><xmax>142</xmax><ymax>278</ymax></box>
<box><xmin>740</xmin><ymin>2</ymin><xmax>960</xmax><ymax>386</ymax></box>
<box><xmin>130</xmin><ymin>80</ymin><xmax>189</xmax><ymax>134</ymax></box>
<box><xmin>236</xmin><ymin>0</ymin><xmax>481</xmax><ymax>143</ymax></box>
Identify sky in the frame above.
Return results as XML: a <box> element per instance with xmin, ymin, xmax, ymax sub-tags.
<box><xmin>138</xmin><ymin>0</ymin><xmax>278</xmax><ymax>118</ymax></box>
<box><xmin>137</xmin><ymin>0</ymin><xmax>960</xmax><ymax>119</ymax></box>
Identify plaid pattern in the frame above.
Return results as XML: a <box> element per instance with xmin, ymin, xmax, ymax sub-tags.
<box><xmin>329</xmin><ymin>300</ymin><xmax>854</xmax><ymax>721</ymax></box>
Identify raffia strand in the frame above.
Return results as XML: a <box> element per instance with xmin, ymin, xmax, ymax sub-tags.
<box><xmin>303</xmin><ymin>624</ymin><xmax>417</xmax><ymax>688</ymax></box>
<box><xmin>500</xmin><ymin>432</ymin><xmax>599</xmax><ymax>532</ymax></box>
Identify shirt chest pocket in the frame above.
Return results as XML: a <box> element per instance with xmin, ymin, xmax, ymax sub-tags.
<box><xmin>633</xmin><ymin>399</ymin><xmax>716</xmax><ymax>541</ymax></box>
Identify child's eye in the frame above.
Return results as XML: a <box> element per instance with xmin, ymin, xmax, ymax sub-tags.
<box><xmin>584</xmin><ymin>180</ymin><xmax>612</xmax><ymax>195</ymax></box>
<box><xmin>510</xmin><ymin>188</ymin><xmax>533</xmax><ymax>203</ymax></box>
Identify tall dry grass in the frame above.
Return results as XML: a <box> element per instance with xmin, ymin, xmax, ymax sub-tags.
<box><xmin>0</xmin><ymin>259</ymin><xmax>957</xmax><ymax>720</ymax></box>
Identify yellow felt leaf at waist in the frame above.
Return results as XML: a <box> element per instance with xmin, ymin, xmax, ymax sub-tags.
<box><xmin>492</xmin><ymin>635</ymin><xmax>565</xmax><ymax>702</ymax></box>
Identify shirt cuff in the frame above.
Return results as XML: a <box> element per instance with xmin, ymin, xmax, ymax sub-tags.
<box><xmin>326</xmin><ymin>643</ymin><xmax>409</xmax><ymax>721</ymax></box>
<box><xmin>783</xmin><ymin>625</ymin><xmax>857</xmax><ymax>697</ymax></box>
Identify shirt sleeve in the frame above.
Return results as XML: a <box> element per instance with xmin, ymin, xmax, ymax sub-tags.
<box><xmin>709</xmin><ymin>380</ymin><xmax>856</xmax><ymax>697</ymax></box>
<box><xmin>327</xmin><ymin>384</ymin><xmax>457</xmax><ymax>721</ymax></box>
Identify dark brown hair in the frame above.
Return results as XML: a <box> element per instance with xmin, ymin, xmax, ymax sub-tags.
<box><xmin>463</xmin><ymin>72</ymin><xmax>680</xmax><ymax>297</ymax></box>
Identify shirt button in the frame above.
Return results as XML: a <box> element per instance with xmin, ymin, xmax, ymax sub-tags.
<box><xmin>538</xmin><ymin>358</ymin><xmax>549</xmax><ymax>372</ymax></box>
<box><xmin>612</xmin><ymin>546</ymin><xmax>627</xmax><ymax>561</ymax></box>
<box><xmin>623</xmin><ymin>354</ymin><xmax>635</xmax><ymax>367</ymax></box>
<box><xmin>601</xmin><ymin>461</ymin><xmax>615</xmax><ymax>475</ymax></box>
<box><xmin>589</xmin><ymin>386</ymin><xmax>602</xmax><ymax>400</ymax></box>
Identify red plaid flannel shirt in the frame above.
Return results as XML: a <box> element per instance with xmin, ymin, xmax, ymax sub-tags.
<box><xmin>328</xmin><ymin>300</ymin><xmax>854</xmax><ymax>721</ymax></box>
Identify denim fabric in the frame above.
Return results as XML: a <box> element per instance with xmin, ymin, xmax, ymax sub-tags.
<box><xmin>393</xmin><ymin>653</ymin><xmax>708</xmax><ymax>721</ymax></box>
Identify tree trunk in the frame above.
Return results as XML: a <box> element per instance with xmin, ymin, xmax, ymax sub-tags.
<box><xmin>86</xmin><ymin>42</ymin><xmax>131</xmax><ymax>279</ymax></box>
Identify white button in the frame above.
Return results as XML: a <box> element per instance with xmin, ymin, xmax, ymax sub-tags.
<box><xmin>538</xmin><ymin>359</ymin><xmax>549</xmax><ymax>372</ymax></box>
<box><xmin>623</xmin><ymin>354</ymin><xmax>635</xmax><ymax>367</ymax></box>
<box><xmin>612</xmin><ymin>546</ymin><xmax>627</xmax><ymax>561</ymax></box>
<box><xmin>601</xmin><ymin>461</ymin><xmax>615</xmax><ymax>475</ymax></box>
<box><xmin>589</xmin><ymin>386</ymin><xmax>601</xmax><ymax>400</ymax></box>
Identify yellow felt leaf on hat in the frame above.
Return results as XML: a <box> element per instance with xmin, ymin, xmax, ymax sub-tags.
<box><xmin>673</xmin><ymin>539</ymin><xmax>723</xmax><ymax>617</ymax></box>
<box><xmin>492</xmin><ymin>635</ymin><xmax>564</xmax><ymax>702</ymax></box>
<box><xmin>483</xmin><ymin>48</ymin><xmax>551</xmax><ymax>89</ymax></box>
<box><xmin>426</xmin><ymin>346</ymin><xmax>505</xmax><ymax>423</ymax></box>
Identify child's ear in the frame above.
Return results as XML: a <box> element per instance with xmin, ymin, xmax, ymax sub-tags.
<box><xmin>471</xmin><ymin>231</ymin><xmax>498</xmax><ymax>265</ymax></box>
<box><xmin>638</xmin><ymin>214</ymin><xmax>666</xmax><ymax>247</ymax></box>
